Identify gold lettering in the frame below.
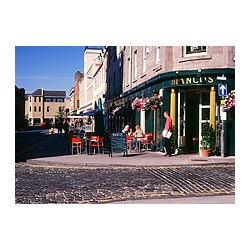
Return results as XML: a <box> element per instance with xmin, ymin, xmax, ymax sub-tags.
<box><xmin>186</xmin><ymin>78</ymin><xmax>192</xmax><ymax>84</ymax></box>
<box><xmin>172</xmin><ymin>79</ymin><xmax>178</xmax><ymax>85</ymax></box>
<box><xmin>180</xmin><ymin>78</ymin><xmax>185</xmax><ymax>84</ymax></box>
<box><xmin>208</xmin><ymin>76</ymin><xmax>214</xmax><ymax>83</ymax></box>
<box><xmin>193</xmin><ymin>77</ymin><xmax>199</xmax><ymax>84</ymax></box>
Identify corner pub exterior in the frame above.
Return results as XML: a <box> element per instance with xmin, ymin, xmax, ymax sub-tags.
<box><xmin>106</xmin><ymin>46</ymin><xmax>235</xmax><ymax>156</ymax></box>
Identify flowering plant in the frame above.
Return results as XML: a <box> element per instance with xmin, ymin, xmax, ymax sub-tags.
<box><xmin>131</xmin><ymin>97</ymin><xmax>147</xmax><ymax>111</ymax></box>
<box><xmin>132</xmin><ymin>94</ymin><xmax>163</xmax><ymax>111</ymax></box>
<box><xmin>144</xmin><ymin>94</ymin><xmax>163</xmax><ymax>110</ymax></box>
<box><xmin>224</xmin><ymin>90</ymin><xmax>235</xmax><ymax>111</ymax></box>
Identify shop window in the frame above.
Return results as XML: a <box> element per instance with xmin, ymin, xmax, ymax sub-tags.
<box><xmin>202</xmin><ymin>108</ymin><xmax>210</xmax><ymax>120</ymax></box>
<box><xmin>183</xmin><ymin>46</ymin><xmax>207</xmax><ymax>56</ymax></box>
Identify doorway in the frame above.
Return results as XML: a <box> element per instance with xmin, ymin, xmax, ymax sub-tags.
<box><xmin>177</xmin><ymin>89</ymin><xmax>210</xmax><ymax>152</ymax></box>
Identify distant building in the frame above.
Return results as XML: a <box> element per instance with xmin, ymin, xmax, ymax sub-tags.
<box><xmin>25</xmin><ymin>89</ymin><xmax>66</xmax><ymax>126</ymax></box>
<box><xmin>69</xmin><ymin>71</ymin><xmax>83</xmax><ymax>114</ymax></box>
<box><xmin>79</xmin><ymin>47</ymin><xmax>103</xmax><ymax>112</ymax></box>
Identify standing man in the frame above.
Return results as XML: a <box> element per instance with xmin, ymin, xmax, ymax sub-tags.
<box><xmin>163</xmin><ymin>111</ymin><xmax>172</xmax><ymax>156</ymax></box>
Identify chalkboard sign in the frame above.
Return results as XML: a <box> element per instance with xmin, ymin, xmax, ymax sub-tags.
<box><xmin>109</xmin><ymin>132</ymin><xmax>128</xmax><ymax>157</ymax></box>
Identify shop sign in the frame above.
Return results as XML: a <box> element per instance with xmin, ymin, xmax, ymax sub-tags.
<box><xmin>171</xmin><ymin>76</ymin><xmax>214</xmax><ymax>86</ymax></box>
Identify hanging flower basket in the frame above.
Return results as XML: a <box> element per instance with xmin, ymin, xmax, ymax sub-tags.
<box><xmin>224</xmin><ymin>90</ymin><xmax>235</xmax><ymax>111</ymax></box>
<box><xmin>144</xmin><ymin>94</ymin><xmax>163</xmax><ymax>111</ymax></box>
<box><xmin>131</xmin><ymin>94</ymin><xmax>163</xmax><ymax>111</ymax></box>
<box><xmin>131</xmin><ymin>97</ymin><xmax>147</xmax><ymax>111</ymax></box>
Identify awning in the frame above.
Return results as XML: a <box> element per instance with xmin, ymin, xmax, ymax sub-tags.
<box><xmin>79</xmin><ymin>108</ymin><xmax>98</xmax><ymax>116</ymax></box>
<box><xmin>67</xmin><ymin>115</ymin><xmax>83</xmax><ymax>119</ymax></box>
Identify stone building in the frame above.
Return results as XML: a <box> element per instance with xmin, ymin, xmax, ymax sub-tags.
<box><xmin>79</xmin><ymin>47</ymin><xmax>103</xmax><ymax>113</ymax></box>
<box><xmin>25</xmin><ymin>89</ymin><xmax>66</xmax><ymax>126</ymax></box>
<box><xmin>69</xmin><ymin>71</ymin><xmax>84</xmax><ymax>114</ymax></box>
<box><xmin>106</xmin><ymin>46</ymin><xmax>235</xmax><ymax>155</ymax></box>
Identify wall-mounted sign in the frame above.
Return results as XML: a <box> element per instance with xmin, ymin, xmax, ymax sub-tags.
<box><xmin>171</xmin><ymin>76</ymin><xmax>214</xmax><ymax>86</ymax></box>
<box><xmin>218</xmin><ymin>83</ymin><xmax>227</xmax><ymax>96</ymax></box>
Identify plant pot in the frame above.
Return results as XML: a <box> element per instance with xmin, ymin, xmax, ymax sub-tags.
<box><xmin>200</xmin><ymin>148</ymin><xmax>210</xmax><ymax>157</ymax></box>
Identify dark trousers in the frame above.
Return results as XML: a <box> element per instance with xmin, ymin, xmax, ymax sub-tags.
<box><xmin>163</xmin><ymin>138</ymin><xmax>171</xmax><ymax>155</ymax></box>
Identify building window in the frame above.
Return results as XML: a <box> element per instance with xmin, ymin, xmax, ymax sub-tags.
<box><xmin>34</xmin><ymin>106</ymin><xmax>37</xmax><ymax>112</ymax></box>
<box><xmin>156</xmin><ymin>46</ymin><xmax>160</xmax><ymax>64</ymax></box>
<box><xmin>184</xmin><ymin>46</ymin><xmax>207</xmax><ymax>56</ymax></box>
<box><xmin>134</xmin><ymin>50</ymin><xmax>137</xmax><ymax>79</ymax></box>
<box><xmin>29</xmin><ymin>106</ymin><xmax>31</xmax><ymax>112</ymax></box>
<box><xmin>39</xmin><ymin>106</ymin><xmax>41</xmax><ymax>112</ymax></box>
<box><xmin>143</xmin><ymin>46</ymin><xmax>147</xmax><ymax>73</ymax></box>
<box><xmin>39</xmin><ymin>96</ymin><xmax>41</xmax><ymax>102</ymax></box>
<box><xmin>47</xmin><ymin>106</ymin><xmax>50</xmax><ymax>112</ymax></box>
<box><xmin>34</xmin><ymin>96</ymin><xmax>37</xmax><ymax>102</ymax></box>
<box><xmin>127</xmin><ymin>57</ymin><xmax>131</xmax><ymax>87</ymax></box>
<box><xmin>29</xmin><ymin>97</ymin><xmax>32</xmax><ymax>102</ymax></box>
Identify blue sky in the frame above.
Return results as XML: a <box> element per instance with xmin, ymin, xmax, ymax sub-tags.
<box><xmin>15</xmin><ymin>46</ymin><xmax>102</xmax><ymax>97</ymax></box>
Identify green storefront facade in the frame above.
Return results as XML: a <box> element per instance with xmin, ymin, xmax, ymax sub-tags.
<box><xmin>118</xmin><ymin>67</ymin><xmax>235</xmax><ymax>156</ymax></box>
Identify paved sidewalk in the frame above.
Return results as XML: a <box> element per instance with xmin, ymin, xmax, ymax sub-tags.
<box><xmin>20</xmin><ymin>130</ymin><xmax>235</xmax><ymax>167</ymax></box>
<box><xmin>26</xmin><ymin>142</ymin><xmax>235</xmax><ymax>168</ymax></box>
<box><xmin>111</xmin><ymin>195</ymin><xmax>235</xmax><ymax>204</ymax></box>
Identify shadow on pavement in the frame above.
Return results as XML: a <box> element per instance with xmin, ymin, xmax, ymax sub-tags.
<box><xmin>15</xmin><ymin>129</ymin><xmax>69</xmax><ymax>162</ymax></box>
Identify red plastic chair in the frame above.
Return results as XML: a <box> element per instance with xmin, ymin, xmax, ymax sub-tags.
<box><xmin>89</xmin><ymin>136</ymin><xmax>104</xmax><ymax>154</ymax></box>
<box><xmin>140</xmin><ymin>133</ymin><xmax>153</xmax><ymax>150</ymax></box>
<box><xmin>126</xmin><ymin>135</ymin><xmax>134</xmax><ymax>152</ymax></box>
<box><xmin>70</xmin><ymin>137</ymin><xmax>82</xmax><ymax>154</ymax></box>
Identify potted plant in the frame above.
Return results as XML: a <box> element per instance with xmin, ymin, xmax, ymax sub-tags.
<box><xmin>200</xmin><ymin>122</ymin><xmax>215</xmax><ymax>157</ymax></box>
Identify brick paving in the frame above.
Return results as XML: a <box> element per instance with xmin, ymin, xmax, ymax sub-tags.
<box><xmin>15</xmin><ymin>162</ymin><xmax>235</xmax><ymax>204</ymax></box>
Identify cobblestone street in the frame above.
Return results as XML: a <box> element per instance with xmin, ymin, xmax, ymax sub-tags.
<box><xmin>15</xmin><ymin>163</ymin><xmax>235</xmax><ymax>204</ymax></box>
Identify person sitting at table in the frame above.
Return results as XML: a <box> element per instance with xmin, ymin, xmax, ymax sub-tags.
<box><xmin>128</xmin><ymin>128</ymin><xmax>133</xmax><ymax>136</ymax></box>
<box><xmin>134</xmin><ymin>125</ymin><xmax>145</xmax><ymax>138</ymax></box>
<box><xmin>133</xmin><ymin>125</ymin><xmax>145</xmax><ymax>152</ymax></box>
<box><xmin>122</xmin><ymin>125</ymin><xmax>130</xmax><ymax>135</ymax></box>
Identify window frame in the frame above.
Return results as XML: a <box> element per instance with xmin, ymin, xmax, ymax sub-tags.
<box><xmin>183</xmin><ymin>46</ymin><xmax>207</xmax><ymax>57</ymax></box>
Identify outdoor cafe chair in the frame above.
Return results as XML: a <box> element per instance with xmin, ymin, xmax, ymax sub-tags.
<box><xmin>140</xmin><ymin>133</ymin><xmax>153</xmax><ymax>150</ymax></box>
<box><xmin>89</xmin><ymin>136</ymin><xmax>104</xmax><ymax>154</ymax></box>
<box><xmin>70</xmin><ymin>137</ymin><xmax>82</xmax><ymax>155</ymax></box>
<box><xmin>126</xmin><ymin>135</ymin><xmax>134</xmax><ymax>152</ymax></box>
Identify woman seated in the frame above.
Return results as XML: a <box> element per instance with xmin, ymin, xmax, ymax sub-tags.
<box><xmin>134</xmin><ymin>125</ymin><xmax>145</xmax><ymax>138</ymax></box>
